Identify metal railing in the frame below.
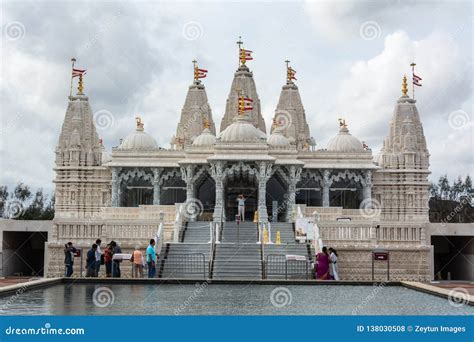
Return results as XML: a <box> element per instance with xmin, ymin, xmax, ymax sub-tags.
<box><xmin>264</xmin><ymin>254</ymin><xmax>310</xmax><ymax>280</ymax></box>
<box><xmin>159</xmin><ymin>253</ymin><xmax>207</xmax><ymax>279</ymax></box>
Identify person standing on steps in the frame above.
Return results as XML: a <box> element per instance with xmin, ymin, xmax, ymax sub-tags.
<box><xmin>236</xmin><ymin>194</ymin><xmax>246</xmax><ymax>222</ymax></box>
<box><xmin>146</xmin><ymin>239</ymin><xmax>157</xmax><ymax>278</ymax></box>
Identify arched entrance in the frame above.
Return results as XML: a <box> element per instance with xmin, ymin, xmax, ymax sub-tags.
<box><xmin>195</xmin><ymin>172</ymin><xmax>216</xmax><ymax>220</ymax></box>
<box><xmin>266</xmin><ymin>172</ymin><xmax>289</xmax><ymax>222</ymax></box>
<box><xmin>224</xmin><ymin>176</ymin><xmax>258</xmax><ymax>221</ymax></box>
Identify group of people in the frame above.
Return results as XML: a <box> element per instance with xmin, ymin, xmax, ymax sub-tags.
<box><xmin>315</xmin><ymin>247</ymin><xmax>339</xmax><ymax>280</ymax></box>
<box><xmin>64</xmin><ymin>239</ymin><xmax>158</xmax><ymax>279</ymax></box>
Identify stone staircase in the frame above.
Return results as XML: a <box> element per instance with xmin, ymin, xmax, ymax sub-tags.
<box><xmin>182</xmin><ymin>221</ymin><xmax>211</xmax><ymax>243</ymax></box>
<box><xmin>158</xmin><ymin>220</ymin><xmax>313</xmax><ymax>280</ymax></box>
<box><xmin>267</xmin><ymin>222</ymin><xmax>295</xmax><ymax>243</ymax></box>
<box><xmin>221</xmin><ymin>221</ymin><xmax>258</xmax><ymax>243</ymax></box>
<box><xmin>158</xmin><ymin>242</ymin><xmax>210</xmax><ymax>279</ymax></box>
<box><xmin>213</xmin><ymin>243</ymin><xmax>262</xmax><ymax>280</ymax></box>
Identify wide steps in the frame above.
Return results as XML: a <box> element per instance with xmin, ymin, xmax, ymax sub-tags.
<box><xmin>159</xmin><ymin>243</ymin><xmax>210</xmax><ymax>279</ymax></box>
<box><xmin>182</xmin><ymin>222</ymin><xmax>211</xmax><ymax>243</ymax></box>
<box><xmin>212</xmin><ymin>243</ymin><xmax>262</xmax><ymax>280</ymax></box>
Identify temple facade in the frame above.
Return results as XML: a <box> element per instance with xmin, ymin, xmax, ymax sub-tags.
<box><xmin>46</xmin><ymin>47</ymin><xmax>432</xmax><ymax>281</ymax></box>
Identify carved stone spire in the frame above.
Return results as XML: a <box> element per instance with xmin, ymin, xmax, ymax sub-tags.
<box><xmin>373</xmin><ymin>76</ymin><xmax>430</xmax><ymax>223</ymax></box>
<box><xmin>174</xmin><ymin>64</ymin><xmax>215</xmax><ymax>149</ymax></box>
<box><xmin>220</xmin><ymin>39</ymin><xmax>266</xmax><ymax>133</ymax></box>
<box><xmin>271</xmin><ymin>62</ymin><xmax>310</xmax><ymax>150</ymax></box>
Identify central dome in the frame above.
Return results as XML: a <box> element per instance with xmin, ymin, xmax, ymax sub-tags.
<box><xmin>217</xmin><ymin>115</ymin><xmax>266</xmax><ymax>143</ymax></box>
<box><xmin>118</xmin><ymin>119</ymin><xmax>158</xmax><ymax>150</ymax></box>
<box><xmin>327</xmin><ymin>125</ymin><xmax>364</xmax><ymax>152</ymax></box>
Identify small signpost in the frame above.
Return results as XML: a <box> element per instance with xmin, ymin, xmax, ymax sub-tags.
<box><xmin>73</xmin><ymin>248</ymin><xmax>83</xmax><ymax>277</ymax></box>
<box><xmin>372</xmin><ymin>250</ymin><xmax>389</xmax><ymax>281</ymax></box>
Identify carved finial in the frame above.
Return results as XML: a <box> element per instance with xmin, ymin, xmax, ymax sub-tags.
<box><xmin>135</xmin><ymin>116</ymin><xmax>144</xmax><ymax>130</ymax></box>
<box><xmin>402</xmin><ymin>75</ymin><xmax>408</xmax><ymax>96</ymax></box>
<box><xmin>238</xmin><ymin>37</ymin><xmax>253</xmax><ymax>66</ymax></box>
<box><xmin>338</xmin><ymin>118</ymin><xmax>347</xmax><ymax>128</ymax></box>
<box><xmin>203</xmin><ymin>117</ymin><xmax>210</xmax><ymax>129</ymax></box>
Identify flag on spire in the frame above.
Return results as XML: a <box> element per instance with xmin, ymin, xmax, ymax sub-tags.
<box><xmin>239</xmin><ymin>48</ymin><xmax>253</xmax><ymax>65</ymax></box>
<box><xmin>194</xmin><ymin>68</ymin><xmax>208</xmax><ymax>80</ymax></box>
<box><xmin>413</xmin><ymin>73</ymin><xmax>422</xmax><ymax>87</ymax></box>
<box><xmin>287</xmin><ymin>67</ymin><xmax>297</xmax><ymax>82</ymax></box>
<box><xmin>72</xmin><ymin>68</ymin><xmax>86</xmax><ymax>78</ymax></box>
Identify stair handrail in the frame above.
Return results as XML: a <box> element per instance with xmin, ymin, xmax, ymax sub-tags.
<box><xmin>155</xmin><ymin>222</ymin><xmax>164</xmax><ymax>256</ymax></box>
<box><xmin>208</xmin><ymin>221</ymin><xmax>216</xmax><ymax>279</ymax></box>
<box><xmin>173</xmin><ymin>203</ymin><xmax>186</xmax><ymax>242</ymax></box>
<box><xmin>260</xmin><ymin>222</ymin><xmax>266</xmax><ymax>278</ymax></box>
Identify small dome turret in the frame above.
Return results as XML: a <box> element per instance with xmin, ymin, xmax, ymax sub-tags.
<box><xmin>118</xmin><ymin>117</ymin><xmax>158</xmax><ymax>150</ymax></box>
<box><xmin>327</xmin><ymin>119</ymin><xmax>364</xmax><ymax>152</ymax></box>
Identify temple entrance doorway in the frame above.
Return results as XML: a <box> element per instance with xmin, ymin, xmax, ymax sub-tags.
<box><xmin>196</xmin><ymin>175</ymin><xmax>215</xmax><ymax>221</ymax></box>
<box><xmin>225</xmin><ymin>177</ymin><xmax>258</xmax><ymax>221</ymax></box>
<box><xmin>266</xmin><ymin>175</ymin><xmax>288</xmax><ymax>222</ymax></box>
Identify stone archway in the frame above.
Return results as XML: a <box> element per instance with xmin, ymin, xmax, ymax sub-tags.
<box><xmin>224</xmin><ymin>173</ymin><xmax>258</xmax><ymax>221</ymax></box>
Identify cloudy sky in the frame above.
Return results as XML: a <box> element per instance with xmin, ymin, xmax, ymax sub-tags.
<box><xmin>1</xmin><ymin>0</ymin><xmax>472</xmax><ymax>195</ymax></box>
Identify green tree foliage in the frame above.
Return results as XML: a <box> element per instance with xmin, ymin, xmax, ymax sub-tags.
<box><xmin>1</xmin><ymin>183</ymin><xmax>54</xmax><ymax>220</ymax></box>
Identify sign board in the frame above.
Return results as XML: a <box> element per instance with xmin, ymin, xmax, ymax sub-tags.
<box><xmin>73</xmin><ymin>249</ymin><xmax>81</xmax><ymax>258</ymax></box>
<box><xmin>286</xmin><ymin>254</ymin><xmax>306</xmax><ymax>261</ymax></box>
<box><xmin>235</xmin><ymin>214</ymin><xmax>241</xmax><ymax>223</ymax></box>
<box><xmin>373</xmin><ymin>252</ymin><xmax>389</xmax><ymax>261</ymax></box>
<box><xmin>113</xmin><ymin>253</ymin><xmax>132</xmax><ymax>261</ymax></box>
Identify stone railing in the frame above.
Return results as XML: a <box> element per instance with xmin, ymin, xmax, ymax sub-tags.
<box><xmin>173</xmin><ymin>203</ymin><xmax>186</xmax><ymax>242</ymax></box>
<box><xmin>375</xmin><ymin>225</ymin><xmax>425</xmax><ymax>245</ymax></box>
<box><xmin>304</xmin><ymin>206</ymin><xmax>381</xmax><ymax>222</ymax></box>
<box><xmin>318</xmin><ymin>222</ymin><xmax>374</xmax><ymax>247</ymax></box>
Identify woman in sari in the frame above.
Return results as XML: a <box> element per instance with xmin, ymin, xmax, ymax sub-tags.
<box><xmin>315</xmin><ymin>246</ymin><xmax>330</xmax><ymax>280</ymax></box>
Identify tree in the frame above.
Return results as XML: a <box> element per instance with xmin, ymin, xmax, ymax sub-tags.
<box><xmin>13</xmin><ymin>182</ymin><xmax>31</xmax><ymax>202</ymax></box>
<box><xmin>22</xmin><ymin>189</ymin><xmax>45</xmax><ymax>220</ymax></box>
<box><xmin>0</xmin><ymin>186</ymin><xmax>8</xmax><ymax>218</ymax></box>
<box><xmin>438</xmin><ymin>175</ymin><xmax>450</xmax><ymax>200</ymax></box>
<box><xmin>464</xmin><ymin>175</ymin><xmax>473</xmax><ymax>196</ymax></box>
<box><xmin>452</xmin><ymin>176</ymin><xmax>464</xmax><ymax>201</ymax></box>
<box><xmin>429</xmin><ymin>183</ymin><xmax>440</xmax><ymax>199</ymax></box>
<box><xmin>41</xmin><ymin>195</ymin><xmax>55</xmax><ymax>220</ymax></box>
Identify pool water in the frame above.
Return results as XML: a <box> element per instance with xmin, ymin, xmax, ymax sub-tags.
<box><xmin>0</xmin><ymin>284</ymin><xmax>472</xmax><ymax>315</ymax></box>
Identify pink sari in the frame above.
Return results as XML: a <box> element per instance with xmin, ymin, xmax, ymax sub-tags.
<box><xmin>316</xmin><ymin>252</ymin><xmax>330</xmax><ymax>280</ymax></box>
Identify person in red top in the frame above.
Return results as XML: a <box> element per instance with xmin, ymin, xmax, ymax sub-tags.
<box><xmin>103</xmin><ymin>243</ymin><xmax>113</xmax><ymax>277</ymax></box>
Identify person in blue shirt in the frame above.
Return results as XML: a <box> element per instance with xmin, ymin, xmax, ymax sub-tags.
<box><xmin>146</xmin><ymin>239</ymin><xmax>157</xmax><ymax>278</ymax></box>
<box><xmin>86</xmin><ymin>244</ymin><xmax>98</xmax><ymax>277</ymax></box>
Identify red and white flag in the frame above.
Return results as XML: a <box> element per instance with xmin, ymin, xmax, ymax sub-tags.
<box><xmin>413</xmin><ymin>73</ymin><xmax>422</xmax><ymax>86</ymax></box>
<box><xmin>195</xmin><ymin>68</ymin><xmax>208</xmax><ymax>79</ymax></box>
<box><xmin>240</xmin><ymin>49</ymin><xmax>253</xmax><ymax>61</ymax></box>
<box><xmin>72</xmin><ymin>68</ymin><xmax>86</xmax><ymax>78</ymax></box>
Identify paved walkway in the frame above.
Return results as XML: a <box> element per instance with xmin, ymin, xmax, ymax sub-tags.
<box><xmin>0</xmin><ymin>277</ymin><xmax>41</xmax><ymax>288</ymax></box>
<box><xmin>430</xmin><ymin>281</ymin><xmax>474</xmax><ymax>295</ymax></box>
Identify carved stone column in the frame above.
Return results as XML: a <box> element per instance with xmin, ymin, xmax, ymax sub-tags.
<box><xmin>286</xmin><ymin>165</ymin><xmax>302</xmax><ymax>222</ymax></box>
<box><xmin>181</xmin><ymin>165</ymin><xmax>195</xmax><ymax>221</ymax></box>
<box><xmin>257</xmin><ymin>162</ymin><xmax>272</xmax><ymax>223</ymax></box>
<box><xmin>362</xmin><ymin>170</ymin><xmax>373</xmax><ymax>201</ymax></box>
<box><xmin>111</xmin><ymin>168</ymin><xmax>120</xmax><ymax>207</ymax></box>
<box><xmin>322</xmin><ymin>169</ymin><xmax>332</xmax><ymax>207</ymax></box>
<box><xmin>211</xmin><ymin>162</ymin><xmax>224</xmax><ymax>222</ymax></box>
<box><xmin>152</xmin><ymin>168</ymin><xmax>163</xmax><ymax>205</ymax></box>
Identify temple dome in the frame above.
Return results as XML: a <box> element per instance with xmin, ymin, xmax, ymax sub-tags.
<box><xmin>267</xmin><ymin>122</ymin><xmax>290</xmax><ymax>147</ymax></box>
<box><xmin>217</xmin><ymin>115</ymin><xmax>266</xmax><ymax>143</ymax></box>
<box><xmin>327</xmin><ymin>125</ymin><xmax>364</xmax><ymax>152</ymax></box>
<box><xmin>119</xmin><ymin>120</ymin><xmax>158</xmax><ymax>150</ymax></box>
<box><xmin>192</xmin><ymin>127</ymin><xmax>216</xmax><ymax>146</ymax></box>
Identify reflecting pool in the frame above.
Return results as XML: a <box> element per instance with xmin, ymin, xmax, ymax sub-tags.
<box><xmin>0</xmin><ymin>284</ymin><xmax>472</xmax><ymax>315</ymax></box>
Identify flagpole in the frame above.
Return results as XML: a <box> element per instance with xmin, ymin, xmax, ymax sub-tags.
<box><xmin>69</xmin><ymin>58</ymin><xmax>76</xmax><ymax>98</ymax></box>
<box><xmin>236</xmin><ymin>36</ymin><xmax>243</xmax><ymax>67</ymax></box>
<box><xmin>410</xmin><ymin>62</ymin><xmax>416</xmax><ymax>100</ymax></box>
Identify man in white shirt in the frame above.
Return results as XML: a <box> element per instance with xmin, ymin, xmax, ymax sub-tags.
<box><xmin>95</xmin><ymin>238</ymin><xmax>102</xmax><ymax>277</ymax></box>
<box><xmin>236</xmin><ymin>194</ymin><xmax>246</xmax><ymax>222</ymax></box>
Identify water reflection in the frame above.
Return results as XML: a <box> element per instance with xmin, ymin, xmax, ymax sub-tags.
<box><xmin>0</xmin><ymin>284</ymin><xmax>472</xmax><ymax>316</ymax></box>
